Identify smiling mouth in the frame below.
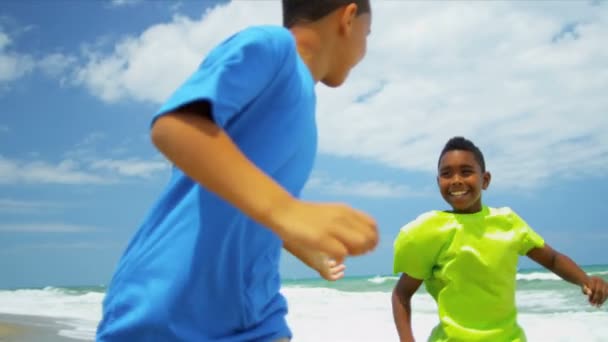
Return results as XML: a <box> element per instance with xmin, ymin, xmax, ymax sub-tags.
<box><xmin>449</xmin><ymin>190</ymin><xmax>469</xmax><ymax>197</ymax></box>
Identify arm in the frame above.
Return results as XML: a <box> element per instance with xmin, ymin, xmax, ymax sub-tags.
<box><xmin>527</xmin><ymin>243</ymin><xmax>607</xmax><ymax>307</ymax></box>
<box><xmin>527</xmin><ymin>243</ymin><xmax>588</xmax><ymax>285</ymax></box>
<box><xmin>151</xmin><ymin>104</ymin><xmax>378</xmax><ymax>262</ymax></box>
<box><xmin>392</xmin><ymin>273</ymin><xmax>423</xmax><ymax>342</ymax></box>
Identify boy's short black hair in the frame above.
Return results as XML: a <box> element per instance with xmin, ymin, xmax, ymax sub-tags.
<box><xmin>439</xmin><ymin>137</ymin><xmax>486</xmax><ymax>172</ymax></box>
<box><xmin>282</xmin><ymin>0</ymin><xmax>371</xmax><ymax>28</ymax></box>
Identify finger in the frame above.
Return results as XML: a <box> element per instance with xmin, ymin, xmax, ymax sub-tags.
<box><xmin>328</xmin><ymin>270</ymin><xmax>345</xmax><ymax>281</ymax></box>
<box><xmin>601</xmin><ymin>288</ymin><xmax>608</xmax><ymax>306</ymax></box>
<box><xmin>342</xmin><ymin>213</ymin><xmax>379</xmax><ymax>253</ymax></box>
<box><xmin>329</xmin><ymin>220</ymin><xmax>372</xmax><ymax>256</ymax></box>
<box><xmin>317</xmin><ymin>237</ymin><xmax>347</xmax><ymax>264</ymax></box>
<box><xmin>590</xmin><ymin>285</ymin><xmax>602</xmax><ymax>305</ymax></box>
<box><xmin>583</xmin><ymin>285</ymin><xmax>591</xmax><ymax>295</ymax></box>
<box><xmin>331</xmin><ymin>264</ymin><xmax>346</xmax><ymax>274</ymax></box>
<box><xmin>352</xmin><ymin>208</ymin><xmax>378</xmax><ymax>228</ymax></box>
<box><xmin>337</xmin><ymin>204</ymin><xmax>377</xmax><ymax>235</ymax></box>
<box><xmin>587</xmin><ymin>289</ymin><xmax>595</xmax><ymax>304</ymax></box>
<box><xmin>336</xmin><ymin>228</ymin><xmax>371</xmax><ymax>255</ymax></box>
<box><xmin>351</xmin><ymin>209</ymin><xmax>379</xmax><ymax>246</ymax></box>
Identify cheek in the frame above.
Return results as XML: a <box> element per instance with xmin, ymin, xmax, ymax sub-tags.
<box><xmin>437</xmin><ymin>180</ymin><xmax>449</xmax><ymax>193</ymax></box>
<box><xmin>356</xmin><ymin>38</ymin><xmax>367</xmax><ymax>63</ymax></box>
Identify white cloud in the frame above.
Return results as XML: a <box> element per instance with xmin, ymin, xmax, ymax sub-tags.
<box><xmin>90</xmin><ymin>158</ymin><xmax>168</xmax><ymax>178</ymax></box>
<box><xmin>0</xmin><ymin>30</ymin><xmax>35</xmax><ymax>83</ymax></box>
<box><xmin>305</xmin><ymin>176</ymin><xmax>427</xmax><ymax>199</ymax></box>
<box><xmin>72</xmin><ymin>2</ymin><xmax>279</xmax><ymax>103</ymax></box>
<box><xmin>0</xmin><ymin>198</ymin><xmax>65</xmax><ymax>214</ymax></box>
<box><xmin>109</xmin><ymin>0</ymin><xmax>143</xmax><ymax>8</ymax></box>
<box><xmin>0</xmin><ymin>155</ymin><xmax>169</xmax><ymax>185</ymax></box>
<box><xmin>0</xmin><ymin>156</ymin><xmax>110</xmax><ymax>185</ymax></box>
<box><xmin>0</xmin><ymin>27</ymin><xmax>76</xmax><ymax>86</ymax></box>
<box><xmin>0</xmin><ymin>223</ymin><xmax>100</xmax><ymax>233</ymax></box>
<box><xmin>0</xmin><ymin>131</ymin><xmax>170</xmax><ymax>185</ymax></box>
<box><xmin>316</xmin><ymin>2</ymin><xmax>608</xmax><ymax>189</ymax></box>
<box><xmin>69</xmin><ymin>1</ymin><xmax>608</xmax><ymax>188</ymax></box>
<box><xmin>38</xmin><ymin>52</ymin><xmax>77</xmax><ymax>80</ymax></box>
<box><xmin>0</xmin><ymin>31</ymin><xmax>9</xmax><ymax>49</ymax></box>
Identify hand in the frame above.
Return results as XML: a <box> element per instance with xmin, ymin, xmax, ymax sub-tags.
<box><xmin>271</xmin><ymin>199</ymin><xmax>378</xmax><ymax>263</ymax></box>
<box><xmin>313</xmin><ymin>254</ymin><xmax>346</xmax><ymax>281</ymax></box>
<box><xmin>582</xmin><ymin>276</ymin><xmax>608</xmax><ymax>307</ymax></box>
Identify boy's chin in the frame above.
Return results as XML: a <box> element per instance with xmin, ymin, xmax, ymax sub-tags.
<box><xmin>321</xmin><ymin>78</ymin><xmax>344</xmax><ymax>88</ymax></box>
<box><xmin>321</xmin><ymin>72</ymin><xmax>350</xmax><ymax>88</ymax></box>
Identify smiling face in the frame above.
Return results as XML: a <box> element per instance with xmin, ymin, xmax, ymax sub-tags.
<box><xmin>437</xmin><ymin>150</ymin><xmax>491</xmax><ymax>214</ymax></box>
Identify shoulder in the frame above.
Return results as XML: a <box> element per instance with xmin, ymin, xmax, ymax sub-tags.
<box><xmin>488</xmin><ymin>206</ymin><xmax>525</xmax><ymax>218</ymax></box>
<box><xmin>398</xmin><ymin>210</ymin><xmax>451</xmax><ymax>238</ymax></box>
<box><xmin>217</xmin><ymin>25</ymin><xmax>295</xmax><ymax>60</ymax></box>
<box><xmin>487</xmin><ymin>206</ymin><xmax>530</xmax><ymax>228</ymax></box>
<box><xmin>251</xmin><ymin>25</ymin><xmax>295</xmax><ymax>48</ymax></box>
<box><xmin>487</xmin><ymin>206</ymin><xmax>514</xmax><ymax>216</ymax></box>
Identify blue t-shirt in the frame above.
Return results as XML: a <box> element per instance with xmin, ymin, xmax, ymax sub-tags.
<box><xmin>97</xmin><ymin>25</ymin><xmax>317</xmax><ymax>341</ymax></box>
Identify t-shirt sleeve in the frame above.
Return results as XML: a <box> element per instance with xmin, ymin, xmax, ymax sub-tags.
<box><xmin>393</xmin><ymin>212</ymin><xmax>445</xmax><ymax>280</ymax></box>
<box><xmin>152</xmin><ymin>27</ymin><xmax>293</xmax><ymax>127</ymax></box>
<box><xmin>509</xmin><ymin>209</ymin><xmax>545</xmax><ymax>255</ymax></box>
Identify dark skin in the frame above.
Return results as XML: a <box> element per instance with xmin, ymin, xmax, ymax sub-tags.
<box><xmin>392</xmin><ymin>149</ymin><xmax>608</xmax><ymax>342</ymax></box>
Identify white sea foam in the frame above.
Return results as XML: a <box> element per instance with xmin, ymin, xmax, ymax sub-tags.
<box><xmin>367</xmin><ymin>275</ymin><xmax>399</xmax><ymax>284</ymax></box>
<box><xmin>284</xmin><ymin>287</ymin><xmax>608</xmax><ymax>342</ymax></box>
<box><xmin>0</xmin><ymin>284</ymin><xmax>606</xmax><ymax>341</ymax></box>
<box><xmin>517</xmin><ymin>270</ymin><xmax>608</xmax><ymax>281</ymax></box>
<box><xmin>0</xmin><ymin>287</ymin><xmax>101</xmax><ymax>340</ymax></box>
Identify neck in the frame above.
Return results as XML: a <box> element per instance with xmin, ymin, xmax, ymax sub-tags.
<box><xmin>453</xmin><ymin>203</ymin><xmax>484</xmax><ymax>214</ymax></box>
<box><xmin>289</xmin><ymin>25</ymin><xmax>333</xmax><ymax>83</ymax></box>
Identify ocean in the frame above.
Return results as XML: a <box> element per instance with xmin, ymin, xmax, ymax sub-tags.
<box><xmin>0</xmin><ymin>265</ymin><xmax>606</xmax><ymax>341</ymax></box>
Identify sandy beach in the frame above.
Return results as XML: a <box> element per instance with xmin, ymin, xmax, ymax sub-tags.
<box><xmin>0</xmin><ymin>314</ymin><xmax>79</xmax><ymax>342</ymax></box>
<box><xmin>0</xmin><ymin>323</ymin><xmax>21</xmax><ymax>341</ymax></box>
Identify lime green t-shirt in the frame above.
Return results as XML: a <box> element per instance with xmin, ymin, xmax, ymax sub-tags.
<box><xmin>393</xmin><ymin>206</ymin><xmax>545</xmax><ymax>342</ymax></box>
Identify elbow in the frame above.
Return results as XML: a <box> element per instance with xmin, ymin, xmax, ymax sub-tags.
<box><xmin>547</xmin><ymin>251</ymin><xmax>560</xmax><ymax>271</ymax></box>
<box><xmin>392</xmin><ymin>287</ymin><xmax>408</xmax><ymax>307</ymax></box>
<box><xmin>150</xmin><ymin>117</ymin><xmax>170</xmax><ymax>151</ymax></box>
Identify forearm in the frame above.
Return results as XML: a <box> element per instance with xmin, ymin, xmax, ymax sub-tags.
<box><xmin>549</xmin><ymin>253</ymin><xmax>590</xmax><ymax>286</ymax></box>
<box><xmin>151</xmin><ymin>112</ymin><xmax>293</xmax><ymax>233</ymax></box>
<box><xmin>392</xmin><ymin>291</ymin><xmax>415</xmax><ymax>342</ymax></box>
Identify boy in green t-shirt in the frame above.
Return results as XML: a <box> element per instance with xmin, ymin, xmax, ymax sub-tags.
<box><xmin>392</xmin><ymin>136</ymin><xmax>608</xmax><ymax>342</ymax></box>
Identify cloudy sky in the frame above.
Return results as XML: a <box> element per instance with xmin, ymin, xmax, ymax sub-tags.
<box><xmin>1</xmin><ymin>0</ymin><xmax>606</xmax><ymax>288</ymax></box>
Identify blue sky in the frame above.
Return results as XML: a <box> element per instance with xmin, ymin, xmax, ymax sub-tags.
<box><xmin>0</xmin><ymin>0</ymin><xmax>607</xmax><ymax>289</ymax></box>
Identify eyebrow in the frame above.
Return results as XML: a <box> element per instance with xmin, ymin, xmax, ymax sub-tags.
<box><xmin>439</xmin><ymin>163</ymin><xmax>476</xmax><ymax>171</ymax></box>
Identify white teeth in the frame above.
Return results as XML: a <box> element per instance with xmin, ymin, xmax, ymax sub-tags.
<box><xmin>450</xmin><ymin>191</ymin><xmax>467</xmax><ymax>196</ymax></box>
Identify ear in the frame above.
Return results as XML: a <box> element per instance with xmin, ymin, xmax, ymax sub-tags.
<box><xmin>338</xmin><ymin>3</ymin><xmax>358</xmax><ymax>36</ymax></box>
<box><xmin>482</xmin><ymin>171</ymin><xmax>491</xmax><ymax>190</ymax></box>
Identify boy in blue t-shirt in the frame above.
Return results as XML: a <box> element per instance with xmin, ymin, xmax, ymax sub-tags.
<box><xmin>97</xmin><ymin>1</ymin><xmax>377</xmax><ymax>341</ymax></box>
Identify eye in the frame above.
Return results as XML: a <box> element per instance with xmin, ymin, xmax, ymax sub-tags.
<box><xmin>460</xmin><ymin>168</ymin><xmax>476</xmax><ymax>176</ymax></box>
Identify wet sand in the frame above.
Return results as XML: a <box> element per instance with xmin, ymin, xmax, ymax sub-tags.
<box><xmin>0</xmin><ymin>314</ymin><xmax>79</xmax><ymax>341</ymax></box>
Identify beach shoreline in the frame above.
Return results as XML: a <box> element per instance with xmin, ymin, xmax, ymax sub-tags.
<box><xmin>0</xmin><ymin>314</ymin><xmax>82</xmax><ymax>342</ymax></box>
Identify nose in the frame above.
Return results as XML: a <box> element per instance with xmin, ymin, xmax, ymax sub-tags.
<box><xmin>451</xmin><ymin>174</ymin><xmax>464</xmax><ymax>186</ymax></box>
